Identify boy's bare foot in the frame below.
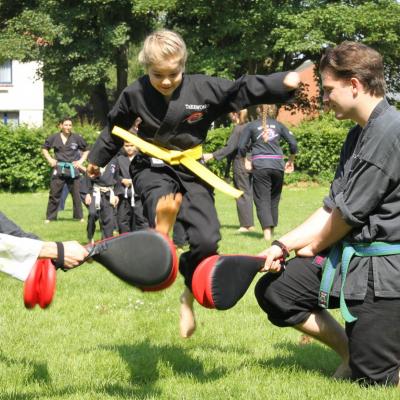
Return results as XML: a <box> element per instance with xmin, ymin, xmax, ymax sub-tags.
<box><xmin>179</xmin><ymin>287</ymin><xmax>196</xmax><ymax>338</ymax></box>
<box><xmin>155</xmin><ymin>193</ymin><xmax>183</xmax><ymax>235</ymax></box>
<box><xmin>332</xmin><ymin>361</ymin><xmax>352</xmax><ymax>380</ymax></box>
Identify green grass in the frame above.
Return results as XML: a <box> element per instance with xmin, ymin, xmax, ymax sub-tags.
<box><xmin>0</xmin><ymin>188</ymin><xmax>398</xmax><ymax>399</ymax></box>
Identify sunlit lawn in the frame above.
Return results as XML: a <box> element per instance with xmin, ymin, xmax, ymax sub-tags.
<box><xmin>0</xmin><ymin>187</ymin><xmax>398</xmax><ymax>399</ymax></box>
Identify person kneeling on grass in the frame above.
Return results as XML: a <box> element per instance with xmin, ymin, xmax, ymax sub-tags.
<box><xmin>255</xmin><ymin>41</ymin><xmax>400</xmax><ymax>387</ymax></box>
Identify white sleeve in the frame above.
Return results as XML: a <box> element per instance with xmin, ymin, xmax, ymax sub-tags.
<box><xmin>0</xmin><ymin>233</ymin><xmax>43</xmax><ymax>281</ymax></box>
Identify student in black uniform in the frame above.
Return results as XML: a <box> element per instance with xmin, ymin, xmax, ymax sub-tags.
<box><xmin>255</xmin><ymin>41</ymin><xmax>400</xmax><ymax>386</ymax></box>
<box><xmin>82</xmin><ymin>159</ymin><xmax>119</xmax><ymax>243</ymax></box>
<box><xmin>87</xmin><ymin>29</ymin><xmax>300</xmax><ymax>338</ymax></box>
<box><xmin>115</xmin><ymin>141</ymin><xmax>148</xmax><ymax>233</ymax></box>
<box><xmin>238</xmin><ymin>104</ymin><xmax>297</xmax><ymax>242</ymax></box>
<box><xmin>42</xmin><ymin>117</ymin><xmax>89</xmax><ymax>223</ymax></box>
<box><xmin>203</xmin><ymin>110</ymin><xmax>255</xmax><ymax>232</ymax></box>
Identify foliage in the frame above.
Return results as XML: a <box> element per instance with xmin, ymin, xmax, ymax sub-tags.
<box><xmin>0</xmin><ymin>0</ymin><xmax>156</xmax><ymax>124</ymax></box>
<box><xmin>289</xmin><ymin>112</ymin><xmax>353</xmax><ymax>182</ymax></box>
<box><xmin>1</xmin><ymin>1</ymin><xmax>399</xmax><ymax>125</ymax></box>
<box><xmin>204</xmin><ymin>113</ymin><xmax>352</xmax><ymax>183</ymax></box>
<box><xmin>0</xmin><ymin>122</ymin><xmax>99</xmax><ymax>191</ymax></box>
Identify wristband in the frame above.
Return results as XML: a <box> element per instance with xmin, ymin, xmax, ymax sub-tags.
<box><xmin>52</xmin><ymin>242</ymin><xmax>65</xmax><ymax>270</ymax></box>
<box><xmin>271</xmin><ymin>240</ymin><xmax>290</xmax><ymax>259</ymax></box>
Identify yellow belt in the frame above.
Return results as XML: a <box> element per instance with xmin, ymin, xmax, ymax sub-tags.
<box><xmin>112</xmin><ymin>126</ymin><xmax>243</xmax><ymax>199</ymax></box>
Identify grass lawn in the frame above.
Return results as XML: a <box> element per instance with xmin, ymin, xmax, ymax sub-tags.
<box><xmin>0</xmin><ymin>187</ymin><xmax>398</xmax><ymax>399</ymax></box>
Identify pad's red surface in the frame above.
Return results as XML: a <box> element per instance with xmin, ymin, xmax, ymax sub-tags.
<box><xmin>24</xmin><ymin>259</ymin><xmax>56</xmax><ymax>309</ymax></box>
<box><xmin>38</xmin><ymin>260</ymin><xmax>56</xmax><ymax>308</ymax></box>
<box><xmin>88</xmin><ymin>230</ymin><xmax>178</xmax><ymax>291</ymax></box>
<box><xmin>192</xmin><ymin>255</ymin><xmax>219</xmax><ymax>309</ymax></box>
<box><xmin>192</xmin><ymin>255</ymin><xmax>265</xmax><ymax>310</ymax></box>
<box><xmin>142</xmin><ymin>232</ymin><xmax>178</xmax><ymax>292</ymax></box>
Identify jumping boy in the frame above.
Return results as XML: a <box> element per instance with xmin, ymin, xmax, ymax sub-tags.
<box><xmin>87</xmin><ymin>29</ymin><xmax>300</xmax><ymax>338</ymax></box>
<box><xmin>255</xmin><ymin>41</ymin><xmax>400</xmax><ymax>386</ymax></box>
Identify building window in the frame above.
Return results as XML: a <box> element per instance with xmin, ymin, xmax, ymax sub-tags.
<box><xmin>0</xmin><ymin>60</ymin><xmax>12</xmax><ymax>84</ymax></box>
<box><xmin>1</xmin><ymin>112</ymin><xmax>19</xmax><ymax>125</ymax></box>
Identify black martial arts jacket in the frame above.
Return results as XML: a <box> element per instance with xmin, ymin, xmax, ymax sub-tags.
<box><xmin>325</xmin><ymin>98</ymin><xmax>400</xmax><ymax>300</ymax></box>
<box><xmin>0</xmin><ymin>212</ymin><xmax>39</xmax><ymax>239</ymax></box>
<box><xmin>88</xmin><ymin>72</ymin><xmax>295</xmax><ymax>167</ymax></box>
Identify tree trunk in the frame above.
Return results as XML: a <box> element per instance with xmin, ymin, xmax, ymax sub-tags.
<box><xmin>90</xmin><ymin>82</ymin><xmax>109</xmax><ymax>128</ymax></box>
<box><xmin>116</xmin><ymin>45</ymin><xmax>128</xmax><ymax>99</ymax></box>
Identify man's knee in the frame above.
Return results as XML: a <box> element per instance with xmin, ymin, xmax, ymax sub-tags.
<box><xmin>254</xmin><ymin>272</ymin><xmax>312</xmax><ymax>328</ymax></box>
<box><xmin>254</xmin><ymin>274</ymin><xmax>286</xmax><ymax>326</ymax></box>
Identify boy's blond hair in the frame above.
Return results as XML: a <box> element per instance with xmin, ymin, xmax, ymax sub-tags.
<box><xmin>138</xmin><ymin>30</ymin><xmax>187</xmax><ymax>69</ymax></box>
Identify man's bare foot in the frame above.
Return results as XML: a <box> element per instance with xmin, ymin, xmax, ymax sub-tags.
<box><xmin>155</xmin><ymin>193</ymin><xmax>183</xmax><ymax>235</ymax></box>
<box><xmin>332</xmin><ymin>361</ymin><xmax>352</xmax><ymax>380</ymax></box>
<box><xmin>179</xmin><ymin>287</ymin><xmax>196</xmax><ymax>338</ymax></box>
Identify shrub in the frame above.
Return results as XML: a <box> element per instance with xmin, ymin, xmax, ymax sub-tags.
<box><xmin>0</xmin><ymin>122</ymin><xmax>99</xmax><ymax>191</ymax></box>
<box><xmin>204</xmin><ymin>113</ymin><xmax>353</xmax><ymax>184</ymax></box>
<box><xmin>0</xmin><ymin>113</ymin><xmax>353</xmax><ymax>191</ymax></box>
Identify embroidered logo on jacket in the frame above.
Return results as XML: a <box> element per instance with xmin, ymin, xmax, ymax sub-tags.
<box><xmin>184</xmin><ymin>112</ymin><xmax>204</xmax><ymax>124</ymax></box>
<box><xmin>185</xmin><ymin>104</ymin><xmax>209</xmax><ymax>111</ymax></box>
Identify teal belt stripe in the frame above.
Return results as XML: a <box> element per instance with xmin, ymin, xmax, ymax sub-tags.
<box><xmin>57</xmin><ymin>162</ymin><xmax>75</xmax><ymax>179</ymax></box>
<box><xmin>319</xmin><ymin>241</ymin><xmax>400</xmax><ymax>323</ymax></box>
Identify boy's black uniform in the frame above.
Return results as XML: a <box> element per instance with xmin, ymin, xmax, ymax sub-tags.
<box><xmin>43</xmin><ymin>133</ymin><xmax>88</xmax><ymax>220</ymax></box>
<box><xmin>238</xmin><ymin>118</ymin><xmax>297</xmax><ymax>229</ymax></box>
<box><xmin>255</xmin><ymin>99</ymin><xmax>400</xmax><ymax>385</ymax></box>
<box><xmin>81</xmin><ymin>159</ymin><xmax>118</xmax><ymax>241</ymax></box>
<box><xmin>115</xmin><ymin>153</ymin><xmax>148</xmax><ymax>233</ymax></box>
<box><xmin>88</xmin><ymin>72</ymin><xmax>295</xmax><ymax>289</ymax></box>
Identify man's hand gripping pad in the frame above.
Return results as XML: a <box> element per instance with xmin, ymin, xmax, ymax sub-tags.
<box><xmin>192</xmin><ymin>255</ymin><xmax>266</xmax><ymax>310</ymax></box>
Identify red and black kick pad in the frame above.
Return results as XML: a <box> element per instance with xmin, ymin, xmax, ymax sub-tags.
<box><xmin>192</xmin><ymin>255</ymin><xmax>266</xmax><ymax>310</ymax></box>
<box><xmin>86</xmin><ymin>230</ymin><xmax>178</xmax><ymax>291</ymax></box>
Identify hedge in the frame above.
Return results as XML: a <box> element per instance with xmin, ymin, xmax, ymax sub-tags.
<box><xmin>204</xmin><ymin>113</ymin><xmax>353</xmax><ymax>183</ymax></box>
<box><xmin>0</xmin><ymin>123</ymin><xmax>99</xmax><ymax>191</ymax></box>
<box><xmin>0</xmin><ymin>113</ymin><xmax>352</xmax><ymax>192</ymax></box>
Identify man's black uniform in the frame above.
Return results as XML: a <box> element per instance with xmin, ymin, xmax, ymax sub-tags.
<box><xmin>43</xmin><ymin>133</ymin><xmax>88</xmax><ymax>221</ymax></box>
<box><xmin>255</xmin><ymin>99</ymin><xmax>400</xmax><ymax>385</ymax></box>
<box><xmin>88</xmin><ymin>72</ymin><xmax>295</xmax><ymax>289</ymax></box>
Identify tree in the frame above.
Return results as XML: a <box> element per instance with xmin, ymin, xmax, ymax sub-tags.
<box><xmin>166</xmin><ymin>0</ymin><xmax>400</xmax><ymax>92</ymax></box>
<box><xmin>0</xmin><ymin>0</ymin><xmax>165</xmax><ymax>125</ymax></box>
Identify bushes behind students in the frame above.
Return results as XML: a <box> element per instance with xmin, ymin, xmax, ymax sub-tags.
<box><xmin>203</xmin><ymin>112</ymin><xmax>352</xmax><ymax>184</ymax></box>
<box><xmin>0</xmin><ymin>122</ymin><xmax>99</xmax><ymax>191</ymax></box>
<box><xmin>0</xmin><ymin>114</ymin><xmax>351</xmax><ymax>192</ymax></box>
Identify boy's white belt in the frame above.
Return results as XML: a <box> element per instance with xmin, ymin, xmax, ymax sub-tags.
<box><xmin>93</xmin><ymin>184</ymin><xmax>115</xmax><ymax>210</ymax></box>
<box><xmin>112</xmin><ymin>126</ymin><xmax>243</xmax><ymax>199</ymax></box>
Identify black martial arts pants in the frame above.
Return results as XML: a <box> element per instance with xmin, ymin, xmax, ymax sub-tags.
<box><xmin>254</xmin><ymin>257</ymin><xmax>400</xmax><ymax>386</ymax></box>
<box><xmin>87</xmin><ymin>193</ymin><xmax>115</xmax><ymax>241</ymax></box>
<box><xmin>232</xmin><ymin>158</ymin><xmax>254</xmax><ymax>228</ymax></box>
<box><xmin>117</xmin><ymin>197</ymin><xmax>148</xmax><ymax>233</ymax></box>
<box><xmin>133</xmin><ymin>165</ymin><xmax>221</xmax><ymax>289</ymax></box>
<box><xmin>46</xmin><ymin>175</ymin><xmax>83</xmax><ymax>220</ymax></box>
<box><xmin>252</xmin><ymin>168</ymin><xmax>284</xmax><ymax>229</ymax></box>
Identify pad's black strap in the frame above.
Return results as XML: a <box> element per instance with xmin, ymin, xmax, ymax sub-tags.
<box><xmin>52</xmin><ymin>242</ymin><xmax>66</xmax><ymax>270</ymax></box>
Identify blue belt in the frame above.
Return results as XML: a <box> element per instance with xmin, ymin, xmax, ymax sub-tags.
<box><xmin>57</xmin><ymin>162</ymin><xmax>75</xmax><ymax>179</ymax></box>
<box><xmin>319</xmin><ymin>241</ymin><xmax>400</xmax><ymax>323</ymax></box>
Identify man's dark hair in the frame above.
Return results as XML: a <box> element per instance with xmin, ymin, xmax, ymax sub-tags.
<box><xmin>320</xmin><ymin>41</ymin><xmax>386</xmax><ymax>97</ymax></box>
